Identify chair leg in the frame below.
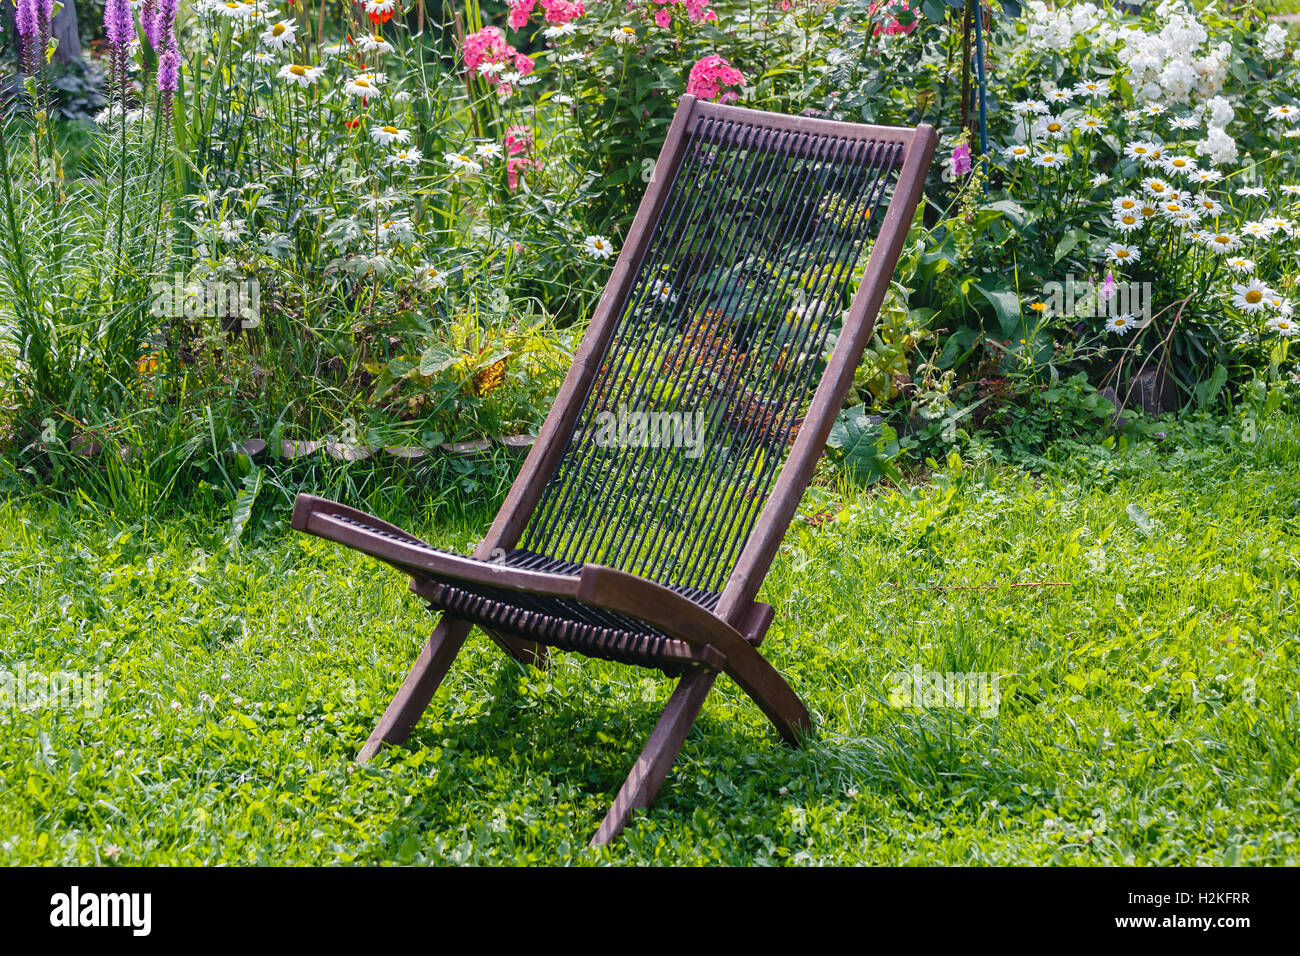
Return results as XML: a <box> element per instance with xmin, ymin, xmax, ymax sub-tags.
<box><xmin>590</xmin><ymin>666</ymin><xmax>717</xmax><ymax>847</ymax></box>
<box><xmin>357</xmin><ymin>615</ymin><xmax>473</xmax><ymax>763</ymax></box>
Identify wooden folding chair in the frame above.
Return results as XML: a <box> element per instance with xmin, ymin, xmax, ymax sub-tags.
<box><xmin>293</xmin><ymin>95</ymin><xmax>936</xmax><ymax>844</ymax></box>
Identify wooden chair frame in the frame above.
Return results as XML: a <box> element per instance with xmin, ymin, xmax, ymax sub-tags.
<box><xmin>293</xmin><ymin>95</ymin><xmax>936</xmax><ymax>845</ymax></box>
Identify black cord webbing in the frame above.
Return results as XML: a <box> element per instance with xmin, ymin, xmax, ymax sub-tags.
<box><xmin>518</xmin><ymin>115</ymin><xmax>903</xmax><ymax>597</ymax></box>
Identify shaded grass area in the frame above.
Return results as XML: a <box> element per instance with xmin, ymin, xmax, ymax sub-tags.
<box><xmin>1</xmin><ymin>411</ymin><xmax>1298</xmax><ymax>864</ymax></box>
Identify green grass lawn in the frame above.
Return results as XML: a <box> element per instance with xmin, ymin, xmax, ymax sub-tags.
<box><xmin>1</xmin><ymin>409</ymin><xmax>1298</xmax><ymax>865</ymax></box>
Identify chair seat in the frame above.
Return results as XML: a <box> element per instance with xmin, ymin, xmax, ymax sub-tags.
<box><xmin>291</xmin><ymin>494</ymin><xmax>772</xmax><ymax>670</ymax></box>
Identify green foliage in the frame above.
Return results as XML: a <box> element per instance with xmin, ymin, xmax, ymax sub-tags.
<box><xmin>2</xmin><ymin>407</ymin><xmax>1299</xmax><ymax>863</ymax></box>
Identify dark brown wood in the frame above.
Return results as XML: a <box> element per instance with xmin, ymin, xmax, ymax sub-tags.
<box><xmin>288</xmin><ymin>100</ymin><xmax>938</xmax><ymax>840</ymax></box>
<box><xmin>357</xmin><ymin>615</ymin><xmax>472</xmax><ymax>762</ymax></box>
<box><xmin>591</xmin><ymin>666</ymin><xmax>717</xmax><ymax>846</ymax></box>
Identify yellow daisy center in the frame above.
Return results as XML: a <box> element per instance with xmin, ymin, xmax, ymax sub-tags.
<box><xmin>382</xmin><ymin>126</ymin><xmax>398</xmax><ymax>134</ymax></box>
<box><xmin>289</xmin><ymin>65</ymin><xmax>307</xmax><ymax>76</ymax></box>
<box><xmin>1246</xmin><ymin>290</ymin><xmax>1263</xmax><ymax>303</ymax></box>
<box><xmin>272</xmin><ymin>24</ymin><xmax>287</xmax><ymax>35</ymax></box>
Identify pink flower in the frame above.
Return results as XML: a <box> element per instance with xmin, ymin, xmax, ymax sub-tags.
<box><xmin>507</xmin><ymin>156</ymin><xmax>540</xmax><ymax>191</ymax></box>
<box><xmin>950</xmin><ymin>142</ymin><xmax>972</xmax><ymax>176</ymax></box>
<box><xmin>870</xmin><ymin>0</ymin><xmax>917</xmax><ymax>36</ymax></box>
<box><xmin>1102</xmin><ymin>272</ymin><xmax>1116</xmax><ymax>300</ymax></box>
<box><xmin>463</xmin><ymin>25</ymin><xmax>524</xmax><ymax>92</ymax></box>
<box><xmin>686</xmin><ymin>54</ymin><xmax>745</xmax><ymax>103</ymax></box>
<box><xmin>514</xmin><ymin>53</ymin><xmax>535</xmax><ymax>76</ymax></box>
<box><xmin>504</xmin><ymin>125</ymin><xmax>533</xmax><ymax>157</ymax></box>
<box><xmin>539</xmin><ymin>0</ymin><xmax>585</xmax><ymax>24</ymax></box>
<box><xmin>654</xmin><ymin>7</ymin><xmax>671</xmax><ymax>27</ymax></box>
<box><xmin>508</xmin><ymin>0</ymin><xmax>536</xmax><ymax>29</ymax></box>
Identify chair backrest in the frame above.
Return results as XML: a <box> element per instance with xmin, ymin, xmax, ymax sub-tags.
<box><xmin>485</xmin><ymin>97</ymin><xmax>936</xmax><ymax>625</ymax></box>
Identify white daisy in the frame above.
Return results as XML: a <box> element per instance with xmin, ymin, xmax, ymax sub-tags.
<box><xmin>1269</xmin><ymin>315</ymin><xmax>1299</xmax><ymax>336</ymax></box>
<box><xmin>1142</xmin><ymin>177</ymin><xmax>1173</xmax><ymax>197</ymax></box>
<box><xmin>1238</xmin><ymin>186</ymin><xmax>1268</xmax><ymax>198</ymax></box>
<box><xmin>1045</xmin><ymin>88</ymin><xmax>1073</xmax><ymax>105</ymax></box>
<box><xmin>1204</xmin><ymin>231</ymin><xmax>1241</xmax><ymax>253</ymax></box>
<box><xmin>611</xmin><ymin>26</ymin><xmax>638</xmax><ymax>45</ymax></box>
<box><xmin>1267</xmin><ymin>105</ymin><xmax>1300</xmax><ymax>124</ymax></box>
<box><xmin>1114</xmin><ymin>210</ymin><xmax>1143</xmax><ymax>233</ymax></box>
<box><xmin>385</xmin><ymin>148</ymin><xmax>423</xmax><ymax>169</ymax></box>
<box><xmin>1033</xmin><ymin>151</ymin><xmax>1066</xmax><ymax>169</ymax></box>
<box><xmin>1106</xmin><ymin>314</ymin><xmax>1136</xmax><ymax>335</ymax></box>
<box><xmin>1225</xmin><ymin>257</ymin><xmax>1255</xmax><ymax>274</ymax></box>
<box><xmin>416</xmin><ymin>264</ymin><xmax>447</xmax><ymax>290</ymax></box>
<box><xmin>344</xmin><ymin>75</ymin><xmax>382</xmax><ymax>96</ymax></box>
<box><xmin>1091</xmin><ymin>172</ymin><xmax>1111</xmax><ymax>187</ymax></box>
<box><xmin>277</xmin><ymin>63</ymin><xmax>325</xmax><ymax>87</ymax></box>
<box><xmin>1191</xmin><ymin>169</ymin><xmax>1223</xmax><ymax>184</ymax></box>
<box><xmin>1074</xmin><ymin>79</ymin><xmax>1109</xmax><ymax>98</ymax></box>
<box><xmin>474</xmin><ymin>143</ymin><xmax>504</xmax><ymax>161</ymax></box>
<box><xmin>1012</xmin><ymin>99</ymin><xmax>1049</xmax><ymax>115</ymax></box>
<box><xmin>1076</xmin><ymin>116</ymin><xmax>1106</xmax><ymax>134</ymax></box>
<box><xmin>357</xmin><ymin>34</ymin><xmax>394</xmax><ymax>55</ymax></box>
<box><xmin>584</xmin><ymin>235</ymin><xmax>615</xmax><ymax>259</ymax></box>
<box><xmin>444</xmin><ymin>151</ymin><xmax>480</xmax><ymax>173</ymax></box>
<box><xmin>1193</xmin><ymin>195</ymin><xmax>1224</xmax><ymax>218</ymax></box>
<box><xmin>1281</xmin><ymin>185</ymin><xmax>1300</xmax><ymax>197</ymax></box>
<box><xmin>1032</xmin><ymin>116</ymin><xmax>1070</xmax><ymax>140</ymax></box>
<box><xmin>370</xmin><ymin>124</ymin><xmax>410</xmax><ymax>146</ymax></box>
<box><xmin>1002</xmin><ymin>144</ymin><xmax>1032</xmax><ymax>163</ymax></box>
<box><xmin>261</xmin><ymin>19</ymin><xmax>297</xmax><ymax>50</ymax></box>
<box><xmin>1159</xmin><ymin>155</ymin><xmax>1198</xmax><ymax>177</ymax></box>
<box><xmin>1231</xmin><ymin>279</ymin><xmax>1272</xmax><ymax>312</ymax></box>
<box><xmin>1105</xmin><ymin>242</ymin><xmax>1140</xmax><ymax>265</ymax></box>
<box><xmin>1171</xmin><ymin>116</ymin><xmax>1199</xmax><ymax>131</ymax></box>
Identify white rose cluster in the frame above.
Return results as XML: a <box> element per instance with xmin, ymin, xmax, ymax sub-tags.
<box><xmin>1115</xmin><ymin>9</ymin><xmax>1229</xmax><ymax>105</ymax></box>
<box><xmin>1022</xmin><ymin>1</ymin><xmax>1104</xmax><ymax>52</ymax></box>
<box><xmin>1261</xmin><ymin>24</ymin><xmax>1288</xmax><ymax>61</ymax></box>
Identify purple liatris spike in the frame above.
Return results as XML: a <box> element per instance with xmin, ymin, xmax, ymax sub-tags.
<box><xmin>1102</xmin><ymin>272</ymin><xmax>1116</xmax><ymax>300</ymax></box>
<box><xmin>141</xmin><ymin>0</ymin><xmax>162</xmax><ymax>49</ymax></box>
<box><xmin>15</xmin><ymin>0</ymin><xmax>38</xmax><ymax>73</ymax></box>
<box><xmin>103</xmin><ymin>0</ymin><xmax>133</xmax><ymax>49</ymax></box>
<box><xmin>158</xmin><ymin>48</ymin><xmax>179</xmax><ymax>95</ymax></box>
<box><xmin>155</xmin><ymin>0</ymin><xmax>180</xmax><ymax>37</ymax></box>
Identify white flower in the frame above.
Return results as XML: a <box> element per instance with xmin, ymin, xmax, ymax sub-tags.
<box><xmin>1269</xmin><ymin>315</ymin><xmax>1299</xmax><ymax>337</ymax></box>
<box><xmin>1114</xmin><ymin>210</ymin><xmax>1143</xmax><ymax>233</ymax></box>
<box><xmin>1012</xmin><ymin>99</ymin><xmax>1049</xmax><ymax>115</ymax></box>
<box><xmin>1231</xmin><ymin>279</ymin><xmax>1272</xmax><ymax>312</ymax></box>
<box><xmin>1107</xmin><ymin>314</ymin><xmax>1138</xmax><ymax>335</ymax></box>
<box><xmin>1091</xmin><ymin>172</ymin><xmax>1111</xmax><ymax>187</ymax></box>
<box><xmin>261</xmin><ymin>19</ymin><xmax>297</xmax><ymax>50</ymax></box>
<box><xmin>1225</xmin><ymin>257</ymin><xmax>1254</xmax><ymax>274</ymax></box>
<box><xmin>543</xmin><ymin>21</ymin><xmax>578</xmax><ymax>39</ymax></box>
<box><xmin>474</xmin><ymin>142</ymin><xmax>504</xmax><ymax>161</ymax></box>
<box><xmin>1171</xmin><ymin>116</ymin><xmax>1199</xmax><ymax>131</ymax></box>
<box><xmin>1142</xmin><ymin>177</ymin><xmax>1173</xmax><ymax>197</ymax></box>
<box><xmin>1240</xmin><ymin>220</ymin><xmax>1272</xmax><ymax>240</ymax></box>
<box><xmin>344</xmin><ymin>74</ymin><xmax>383</xmax><ymax>97</ymax></box>
<box><xmin>1282</xmin><ymin>185</ymin><xmax>1300</xmax><ymax>197</ymax></box>
<box><xmin>1032</xmin><ymin>116</ymin><xmax>1070</xmax><ymax>140</ymax></box>
<box><xmin>376</xmin><ymin>217</ymin><xmax>414</xmax><ymax>245</ymax></box>
<box><xmin>1073</xmin><ymin>78</ymin><xmax>1109</xmax><ymax>98</ymax></box>
<box><xmin>444</xmin><ymin>151</ymin><xmax>480</xmax><ymax>173</ymax></box>
<box><xmin>321</xmin><ymin>42</ymin><xmax>348</xmax><ymax>58</ymax></box>
<box><xmin>1045</xmin><ymin>88</ymin><xmax>1073</xmax><ymax>105</ymax></box>
<box><xmin>611</xmin><ymin>26</ymin><xmax>637</xmax><ymax>45</ymax></box>
<box><xmin>365</xmin><ymin>0</ymin><xmax>397</xmax><ymax>15</ymax></box>
<box><xmin>1159</xmin><ymin>155</ymin><xmax>1197</xmax><ymax>177</ymax></box>
<box><xmin>1238</xmin><ymin>186</ymin><xmax>1268</xmax><ymax>199</ymax></box>
<box><xmin>277</xmin><ymin>63</ymin><xmax>325</xmax><ymax>87</ymax></box>
<box><xmin>1261</xmin><ymin>23</ymin><xmax>1288</xmax><ymax>60</ymax></box>
<box><xmin>1077</xmin><ymin>116</ymin><xmax>1106</xmax><ymax>134</ymax></box>
<box><xmin>386</xmin><ymin>148</ymin><xmax>423</xmax><ymax>169</ymax></box>
<box><xmin>1106</xmin><ymin>314</ymin><xmax>1137</xmax><ymax>335</ymax></box>
<box><xmin>1002</xmin><ymin>144</ymin><xmax>1032</xmax><ymax>163</ymax></box>
<box><xmin>1203</xmin><ymin>231</ymin><xmax>1241</xmax><ymax>253</ymax></box>
<box><xmin>1267</xmin><ymin>105</ymin><xmax>1300</xmax><ymax>124</ymax></box>
<box><xmin>416</xmin><ymin>264</ymin><xmax>448</xmax><ymax>290</ymax></box>
<box><xmin>1032</xmin><ymin>151</ymin><xmax>1066</xmax><ymax>169</ymax></box>
<box><xmin>209</xmin><ymin>0</ymin><xmax>252</xmax><ymax>18</ymax></box>
<box><xmin>1105</xmin><ymin>242</ymin><xmax>1140</xmax><ymax>265</ymax></box>
<box><xmin>370</xmin><ymin>124</ymin><xmax>410</xmax><ymax>146</ymax></box>
<box><xmin>244</xmin><ymin>50</ymin><xmax>277</xmax><ymax>66</ymax></box>
<box><xmin>584</xmin><ymin>235</ymin><xmax>615</xmax><ymax>259</ymax></box>
<box><xmin>1191</xmin><ymin>168</ymin><xmax>1223</xmax><ymax>185</ymax></box>
<box><xmin>1124</xmin><ymin>141</ymin><xmax>1161</xmax><ymax>165</ymax></box>
<box><xmin>1192</xmin><ymin>194</ymin><xmax>1223</xmax><ymax>218</ymax></box>
<box><xmin>357</xmin><ymin>34</ymin><xmax>394</xmax><ymax>55</ymax></box>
